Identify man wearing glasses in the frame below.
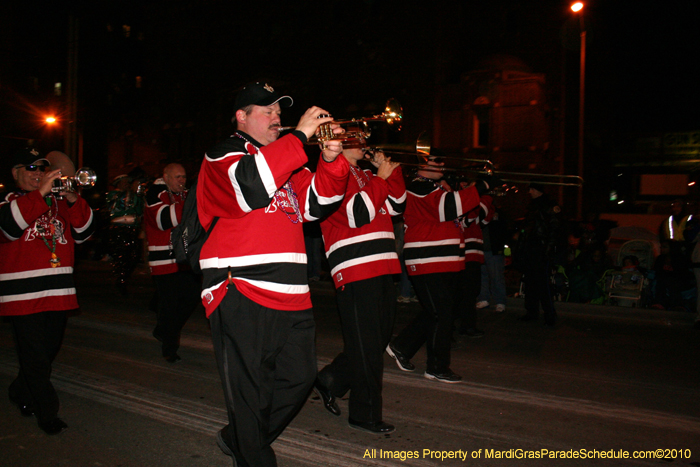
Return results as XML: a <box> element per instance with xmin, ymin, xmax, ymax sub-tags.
<box><xmin>0</xmin><ymin>147</ymin><xmax>95</xmax><ymax>435</ymax></box>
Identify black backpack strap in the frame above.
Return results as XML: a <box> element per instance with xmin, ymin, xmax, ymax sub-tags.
<box><xmin>208</xmin><ymin>217</ymin><xmax>219</xmax><ymax>235</ymax></box>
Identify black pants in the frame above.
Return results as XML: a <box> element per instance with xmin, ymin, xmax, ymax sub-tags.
<box><xmin>393</xmin><ymin>272</ymin><xmax>459</xmax><ymax>373</ymax></box>
<box><xmin>318</xmin><ymin>275</ymin><xmax>396</xmax><ymax>423</ymax></box>
<box><xmin>210</xmin><ymin>284</ymin><xmax>316</xmax><ymax>467</ymax></box>
<box><xmin>456</xmin><ymin>263</ymin><xmax>481</xmax><ymax>331</ymax></box>
<box><xmin>153</xmin><ymin>270</ymin><xmax>200</xmax><ymax>357</ymax></box>
<box><xmin>8</xmin><ymin>310</ymin><xmax>67</xmax><ymax>423</ymax></box>
<box><xmin>523</xmin><ymin>261</ymin><xmax>557</xmax><ymax>324</ymax></box>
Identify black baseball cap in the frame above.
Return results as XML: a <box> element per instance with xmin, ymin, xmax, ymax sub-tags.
<box><xmin>234</xmin><ymin>82</ymin><xmax>293</xmax><ymax>111</ymax></box>
<box><xmin>12</xmin><ymin>147</ymin><xmax>50</xmax><ymax>168</ymax></box>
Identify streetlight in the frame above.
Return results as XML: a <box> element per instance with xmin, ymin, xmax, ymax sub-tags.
<box><xmin>45</xmin><ymin>116</ymin><xmax>57</xmax><ymax>125</ymax></box>
<box><xmin>571</xmin><ymin>1</ymin><xmax>586</xmax><ymax>220</ymax></box>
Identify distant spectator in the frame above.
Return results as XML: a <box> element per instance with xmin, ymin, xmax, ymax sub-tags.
<box><xmin>514</xmin><ymin>183</ymin><xmax>563</xmax><ymax>325</ymax></box>
<box><xmin>477</xmin><ymin>207</ymin><xmax>509</xmax><ymax>313</ymax></box>
<box><xmin>686</xmin><ymin>213</ymin><xmax>700</xmax><ymax>329</ymax></box>
<box><xmin>659</xmin><ymin>199</ymin><xmax>692</xmax><ymax>258</ymax></box>
<box><xmin>651</xmin><ymin>240</ymin><xmax>694</xmax><ymax>310</ymax></box>
<box><xmin>566</xmin><ymin>245</ymin><xmax>613</xmax><ymax>303</ymax></box>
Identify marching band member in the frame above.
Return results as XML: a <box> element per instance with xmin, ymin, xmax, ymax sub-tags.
<box><xmin>144</xmin><ymin>163</ymin><xmax>200</xmax><ymax>363</ymax></box>
<box><xmin>315</xmin><ymin>146</ymin><xmax>405</xmax><ymax>434</ymax></box>
<box><xmin>0</xmin><ymin>147</ymin><xmax>95</xmax><ymax>435</ymax></box>
<box><xmin>104</xmin><ymin>173</ymin><xmax>144</xmax><ymax>295</ymax></box>
<box><xmin>197</xmin><ymin>82</ymin><xmax>349</xmax><ymax>466</ymax></box>
<box><xmin>387</xmin><ymin>156</ymin><xmax>496</xmax><ymax>383</ymax></box>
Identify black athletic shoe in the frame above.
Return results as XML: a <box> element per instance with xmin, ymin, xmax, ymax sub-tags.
<box><xmin>386</xmin><ymin>343</ymin><xmax>415</xmax><ymax>372</ymax></box>
<box><xmin>348</xmin><ymin>418</ymin><xmax>395</xmax><ymax>434</ymax></box>
<box><xmin>38</xmin><ymin>418</ymin><xmax>68</xmax><ymax>435</ymax></box>
<box><xmin>424</xmin><ymin>369</ymin><xmax>463</xmax><ymax>384</ymax></box>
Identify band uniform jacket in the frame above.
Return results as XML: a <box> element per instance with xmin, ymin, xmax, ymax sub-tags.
<box><xmin>0</xmin><ymin>190</ymin><xmax>95</xmax><ymax>316</ymax></box>
<box><xmin>143</xmin><ymin>182</ymin><xmax>186</xmax><ymax>276</ymax></box>
<box><xmin>197</xmin><ymin>131</ymin><xmax>349</xmax><ymax>317</ymax></box>
<box><xmin>403</xmin><ymin>178</ymin><xmax>481</xmax><ymax>276</ymax></box>
<box><xmin>462</xmin><ymin>195</ymin><xmax>494</xmax><ymax>264</ymax></box>
<box><xmin>321</xmin><ymin>164</ymin><xmax>406</xmax><ymax>288</ymax></box>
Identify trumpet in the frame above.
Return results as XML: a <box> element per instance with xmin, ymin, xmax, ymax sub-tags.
<box><xmin>277</xmin><ymin>98</ymin><xmax>402</xmax><ymax>145</ymax></box>
<box><xmin>52</xmin><ymin>167</ymin><xmax>97</xmax><ymax>199</ymax></box>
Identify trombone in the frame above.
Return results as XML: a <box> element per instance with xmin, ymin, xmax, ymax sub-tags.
<box><xmin>494</xmin><ymin>171</ymin><xmax>584</xmax><ymax>188</ymax></box>
<box><xmin>277</xmin><ymin>98</ymin><xmax>402</xmax><ymax>145</ymax></box>
<box><xmin>360</xmin><ymin>134</ymin><xmax>584</xmax><ymax>189</ymax></box>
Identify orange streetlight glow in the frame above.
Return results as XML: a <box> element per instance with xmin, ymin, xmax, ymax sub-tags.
<box><xmin>571</xmin><ymin>2</ymin><xmax>584</xmax><ymax>13</ymax></box>
<box><xmin>45</xmin><ymin>116</ymin><xmax>57</xmax><ymax>124</ymax></box>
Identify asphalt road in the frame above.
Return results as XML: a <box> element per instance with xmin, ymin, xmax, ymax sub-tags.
<box><xmin>1</xmin><ymin>260</ymin><xmax>699</xmax><ymax>467</ymax></box>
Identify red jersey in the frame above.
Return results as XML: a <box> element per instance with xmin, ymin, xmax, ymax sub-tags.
<box><xmin>143</xmin><ymin>182</ymin><xmax>187</xmax><ymax>276</ymax></box>
<box><xmin>403</xmin><ymin>178</ymin><xmax>481</xmax><ymax>276</ymax></box>
<box><xmin>321</xmin><ymin>164</ymin><xmax>406</xmax><ymax>288</ymax></box>
<box><xmin>0</xmin><ymin>190</ymin><xmax>95</xmax><ymax>316</ymax></box>
<box><xmin>197</xmin><ymin>131</ymin><xmax>349</xmax><ymax>316</ymax></box>
<box><xmin>462</xmin><ymin>195</ymin><xmax>494</xmax><ymax>264</ymax></box>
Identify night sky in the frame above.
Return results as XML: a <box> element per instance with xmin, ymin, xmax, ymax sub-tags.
<box><xmin>3</xmin><ymin>1</ymin><xmax>700</xmax><ymax>159</ymax></box>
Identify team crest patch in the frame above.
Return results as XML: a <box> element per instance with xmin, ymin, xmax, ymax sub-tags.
<box><xmin>205</xmin><ymin>291</ymin><xmax>214</xmax><ymax>304</ymax></box>
<box><xmin>409</xmin><ymin>265</ymin><xmax>416</xmax><ymax>272</ymax></box>
<box><xmin>336</xmin><ymin>272</ymin><xmax>343</xmax><ymax>282</ymax></box>
<box><xmin>263</xmin><ymin>83</ymin><xmax>274</xmax><ymax>93</ymax></box>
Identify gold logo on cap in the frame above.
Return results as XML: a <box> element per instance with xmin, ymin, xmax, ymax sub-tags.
<box><xmin>263</xmin><ymin>83</ymin><xmax>274</xmax><ymax>93</ymax></box>
<box><xmin>30</xmin><ymin>148</ymin><xmax>39</xmax><ymax>156</ymax></box>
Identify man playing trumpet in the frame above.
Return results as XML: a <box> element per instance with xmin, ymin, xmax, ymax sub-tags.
<box><xmin>197</xmin><ymin>82</ymin><xmax>349</xmax><ymax>466</ymax></box>
<box><xmin>0</xmin><ymin>147</ymin><xmax>95</xmax><ymax>435</ymax></box>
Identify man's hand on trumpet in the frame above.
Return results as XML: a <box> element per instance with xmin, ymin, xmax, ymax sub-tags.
<box><xmin>295</xmin><ymin>106</ymin><xmax>346</xmax><ymax>162</ymax></box>
<box><xmin>320</xmin><ymin>139</ymin><xmax>344</xmax><ymax>162</ymax></box>
<box><xmin>295</xmin><ymin>106</ymin><xmax>339</xmax><ymax>140</ymax></box>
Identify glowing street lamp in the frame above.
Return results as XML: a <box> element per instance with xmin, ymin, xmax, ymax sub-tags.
<box><xmin>571</xmin><ymin>1</ymin><xmax>586</xmax><ymax>220</ymax></box>
<box><xmin>45</xmin><ymin>116</ymin><xmax>58</xmax><ymax>125</ymax></box>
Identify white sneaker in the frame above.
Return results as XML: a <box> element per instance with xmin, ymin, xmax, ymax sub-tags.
<box><xmin>397</xmin><ymin>295</ymin><xmax>411</xmax><ymax>304</ymax></box>
<box><xmin>495</xmin><ymin>304</ymin><xmax>506</xmax><ymax>312</ymax></box>
<box><xmin>476</xmin><ymin>301</ymin><xmax>489</xmax><ymax>309</ymax></box>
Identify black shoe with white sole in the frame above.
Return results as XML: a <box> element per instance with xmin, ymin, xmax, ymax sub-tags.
<box><xmin>424</xmin><ymin>368</ymin><xmax>462</xmax><ymax>383</ymax></box>
<box><xmin>386</xmin><ymin>343</ymin><xmax>415</xmax><ymax>372</ymax></box>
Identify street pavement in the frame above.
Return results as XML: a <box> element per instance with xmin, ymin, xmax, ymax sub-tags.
<box><xmin>1</xmin><ymin>260</ymin><xmax>699</xmax><ymax>467</ymax></box>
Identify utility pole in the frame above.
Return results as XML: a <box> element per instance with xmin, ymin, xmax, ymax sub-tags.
<box><xmin>65</xmin><ymin>15</ymin><xmax>79</xmax><ymax>167</ymax></box>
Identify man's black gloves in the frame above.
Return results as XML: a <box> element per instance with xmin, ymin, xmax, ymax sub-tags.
<box><xmin>475</xmin><ymin>174</ymin><xmax>505</xmax><ymax>195</ymax></box>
